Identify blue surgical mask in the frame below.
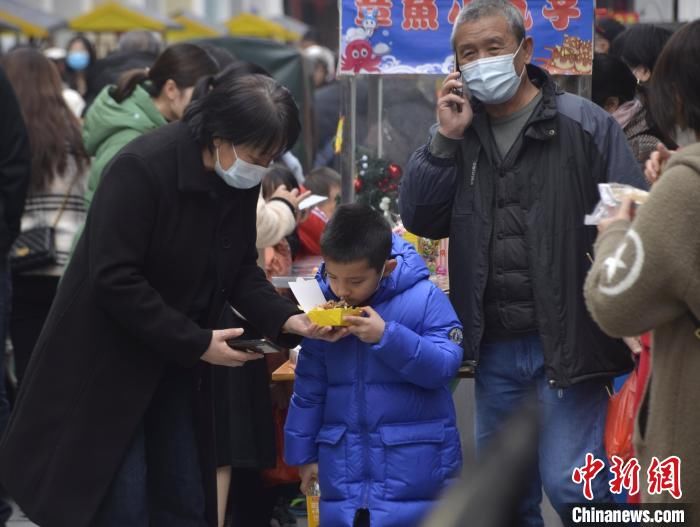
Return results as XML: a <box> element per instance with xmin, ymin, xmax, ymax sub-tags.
<box><xmin>460</xmin><ymin>40</ymin><xmax>525</xmax><ymax>105</ymax></box>
<box><xmin>215</xmin><ymin>144</ymin><xmax>267</xmax><ymax>189</ymax></box>
<box><xmin>66</xmin><ymin>50</ymin><xmax>90</xmax><ymax>71</ymax></box>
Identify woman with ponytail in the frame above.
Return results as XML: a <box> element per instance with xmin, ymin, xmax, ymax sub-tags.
<box><xmin>81</xmin><ymin>42</ymin><xmax>218</xmax><ymax>210</ymax></box>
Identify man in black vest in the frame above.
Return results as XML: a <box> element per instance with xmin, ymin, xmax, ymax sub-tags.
<box><xmin>400</xmin><ymin>1</ymin><xmax>646</xmax><ymax>525</ymax></box>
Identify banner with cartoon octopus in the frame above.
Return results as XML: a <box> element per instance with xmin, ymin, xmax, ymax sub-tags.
<box><xmin>338</xmin><ymin>0</ymin><xmax>594</xmax><ymax>75</ymax></box>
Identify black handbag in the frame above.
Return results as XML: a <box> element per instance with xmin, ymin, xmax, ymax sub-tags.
<box><xmin>10</xmin><ymin>179</ymin><xmax>76</xmax><ymax>273</ymax></box>
<box><xmin>10</xmin><ymin>226</ymin><xmax>57</xmax><ymax>272</ymax></box>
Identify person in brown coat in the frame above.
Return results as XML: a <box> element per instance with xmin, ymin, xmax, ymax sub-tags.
<box><xmin>585</xmin><ymin>20</ymin><xmax>700</xmax><ymax>512</ymax></box>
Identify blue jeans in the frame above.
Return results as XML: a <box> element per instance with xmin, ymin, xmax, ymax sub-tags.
<box><xmin>0</xmin><ymin>268</ymin><xmax>12</xmax><ymax>524</ymax></box>
<box><xmin>475</xmin><ymin>335</ymin><xmax>614</xmax><ymax>527</ymax></box>
<box><xmin>92</xmin><ymin>367</ymin><xmax>208</xmax><ymax>527</ymax></box>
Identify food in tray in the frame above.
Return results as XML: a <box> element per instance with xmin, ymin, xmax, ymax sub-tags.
<box><xmin>307</xmin><ymin>300</ymin><xmax>363</xmax><ymax>326</ymax></box>
<box><xmin>608</xmin><ymin>185</ymin><xmax>649</xmax><ymax>205</ymax></box>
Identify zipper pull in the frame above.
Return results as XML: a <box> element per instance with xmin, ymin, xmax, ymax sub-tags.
<box><xmin>470</xmin><ymin>159</ymin><xmax>477</xmax><ymax>186</ymax></box>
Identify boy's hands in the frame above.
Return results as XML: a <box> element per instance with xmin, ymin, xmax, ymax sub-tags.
<box><xmin>344</xmin><ymin>307</ymin><xmax>386</xmax><ymax>344</ymax></box>
<box><xmin>299</xmin><ymin>463</ymin><xmax>319</xmax><ymax>495</ymax></box>
<box><xmin>283</xmin><ymin>314</ymin><xmax>350</xmax><ymax>342</ymax></box>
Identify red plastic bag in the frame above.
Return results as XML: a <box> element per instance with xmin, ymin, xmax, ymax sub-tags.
<box><xmin>605</xmin><ymin>369</ymin><xmax>638</xmax><ymax>462</ymax></box>
<box><xmin>261</xmin><ymin>406</ymin><xmax>300</xmax><ymax>486</ymax></box>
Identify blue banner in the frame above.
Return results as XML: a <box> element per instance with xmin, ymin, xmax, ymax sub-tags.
<box><xmin>339</xmin><ymin>0</ymin><xmax>594</xmax><ymax>75</ymax></box>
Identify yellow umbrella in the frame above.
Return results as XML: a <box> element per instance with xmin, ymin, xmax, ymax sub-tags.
<box><xmin>225</xmin><ymin>12</ymin><xmax>297</xmax><ymax>42</ymax></box>
<box><xmin>167</xmin><ymin>10</ymin><xmax>221</xmax><ymax>42</ymax></box>
<box><xmin>0</xmin><ymin>0</ymin><xmax>65</xmax><ymax>39</ymax></box>
<box><xmin>69</xmin><ymin>1</ymin><xmax>181</xmax><ymax>33</ymax></box>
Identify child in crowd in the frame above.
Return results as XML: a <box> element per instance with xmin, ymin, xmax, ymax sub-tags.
<box><xmin>285</xmin><ymin>204</ymin><xmax>463</xmax><ymax>527</ymax></box>
<box><xmin>297</xmin><ymin>167</ymin><xmax>341</xmax><ymax>257</ymax></box>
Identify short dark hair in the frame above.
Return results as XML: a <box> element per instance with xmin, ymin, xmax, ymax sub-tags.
<box><xmin>321</xmin><ymin>204</ymin><xmax>391</xmax><ymax>272</ymax></box>
<box><xmin>591</xmin><ymin>53</ymin><xmax>637</xmax><ymax>109</ymax></box>
<box><xmin>617</xmin><ymin>24</ymin><xmax>673</xmax><ymax>73</ymax></box>
<box><xmin>262</xmin><ymin>163</ymin><xmax>299</xmax><ymax>199</ymax></box>
<box><xmin>183</xmin><ymin>69</ymin><xmax>301</xmax><ymax>158</ymax></box>
<box><xmin>648</xmin><ymin>20</ymin><xmax>700</xmax><ymax>137</ymax></box>
<box><xmin>304</xmin><ymin>167</ymin><xmax>341</xmax><ymax>197</ymax></box>
<box><xmin>595</xmin><ymin>18</ymin><xmax>625</xmax><ymax>44</ymax></box>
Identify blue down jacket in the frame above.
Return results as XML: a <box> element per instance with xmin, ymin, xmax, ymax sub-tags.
<box><xmin>285</xmin><ymin>235</ymin><xmax>463</xmax><ymax>527</ymax></box>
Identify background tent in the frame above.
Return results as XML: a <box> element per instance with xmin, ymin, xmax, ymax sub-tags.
<box><xmin>69</xmin><ymin>1</ymin><xmax>180</xmax><ymax>33</ymax></box>
<box><xmin>0</xmin><ymin>0</ymin><xmax>65</xmax><ymax>39</ymax></box>
<box><xmin>167</xmin><ymin>10</ymin><xmax>221</xmax><ymax>42</ymax></box>
<box><xmin>225</xmin><ymin>13</ymin><xmax>298</xmax><ymax>42</ymax></box>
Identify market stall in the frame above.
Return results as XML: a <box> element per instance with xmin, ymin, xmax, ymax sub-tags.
<box><xmin>273</xmin><ymin>0</ymin><xmax>596</xmax><ymax>384</ymax></box>
<box><xmin>68</xmin><ymin>1</ymin><xmax>181</xmax><ymax>35</ymax></box>
<box><xmin>166</xmin><ymin>10</ymin><xmax>222</xmax><ymax>42</ymax></box>
<box><xmin>225</xmin><ymin>12</ymin><xmax>300</xmax><ymax>42</ymax></box>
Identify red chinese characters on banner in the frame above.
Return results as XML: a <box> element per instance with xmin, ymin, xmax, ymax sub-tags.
<box><xmin>355</xmin><ymin>0</ymin><xmax>394</xmax><ymax>27</ymax></box>
<box><xmin>402</xmin><ymin>0</ymin><xmax>439</xmax><ymax>30</ymax></box>
<box><xmin>648</xmin><ymin>456</ymin><xmax>683</xmax><ymax>499</ymax></box>
<box><xmin>572</xmin><ymin>453</ymin><xmax>606</xmax><ymax>501</ymax></box>
<box><xmin>609</xmin><ymin>456</ymin><xmax>641</xmax><ymax>496</ymax></box>
<box><xmin>447</xmin><ymin>0</ymin><xmax>532</xmax><ymax>30</ymax></box>
<box><xmin>511</xmin><ymin>0</ymin><xmax>534</xmax><ymax>30</ymax></box>
<box><xmin>542</xmin><ymin>0</ymin><xmax>581</xmax><ymax>31</ymax></box>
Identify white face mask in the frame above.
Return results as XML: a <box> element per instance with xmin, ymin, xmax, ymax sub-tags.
<box><xmin>460</xmin><ymin>40</ymin><xmax>525</xmax><ymax>105</ymax></box>
<box><xmin>215</xmin><ymin>144</ymin><xmax>267</xmax><ymax>189</ymax></box>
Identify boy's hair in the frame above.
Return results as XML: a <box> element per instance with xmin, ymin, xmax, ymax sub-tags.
<box><xmin>321</xmin><ymin>204</ymin><xmax>392</xmax><ymax>272</ymax></box>
<box><xmin>304</xmin><ymin>167</ymin><xmax>341</xmax><ymax>197</ymax></box>
<box><xmin>262</xmin><ymin>163</ymin><xmax>299</xmax><ymax>200</ymax></box>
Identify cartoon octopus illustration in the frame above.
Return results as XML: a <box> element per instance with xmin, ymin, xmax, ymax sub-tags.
<box><xmin>341</xmin><ymin>39</ymin><xmax>381</xmax><ymax>73</ymax></box>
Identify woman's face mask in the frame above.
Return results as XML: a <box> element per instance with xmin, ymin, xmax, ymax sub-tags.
<box><xmin>460</xmin><ymin>40</ymin><xmax>525</xmax><ymax>105</ymax></box>
<box><xmin>66</xmin><ymin>50</ymin><xmax>90</xmax><ymax>71</ymax></box>
<box><xmin>215</xmin><ymin>143</ymin><xmax>269</xmax><ymax>189</ymax></box>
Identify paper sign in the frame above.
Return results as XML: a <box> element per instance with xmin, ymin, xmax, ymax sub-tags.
<box><xmin>299</xmin><ymin>194</ymin><xmax>328</xmax><ymax>211</ymax></box>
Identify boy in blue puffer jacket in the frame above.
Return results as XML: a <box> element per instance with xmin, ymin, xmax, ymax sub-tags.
<box><xmin>285</xmin><ymin>204</ymin><xmax>463</xmax><ymax>527</ymax></box>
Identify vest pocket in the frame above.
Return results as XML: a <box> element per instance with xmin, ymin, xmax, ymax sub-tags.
<box><xmin>379</xmin><ymin>421</ymin><xmax>445</xmax><ymax>501</ymax></box>
<box><xmin>315</xmin><ymin>424</ymin><xmax>348</xmax><ymax>500</ymax></box>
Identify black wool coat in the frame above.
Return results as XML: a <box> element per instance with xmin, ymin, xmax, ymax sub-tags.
<box><xmin>0</xmin><ymin>122</ymin><xmax>301</xmax><ymax>527</ymax></box>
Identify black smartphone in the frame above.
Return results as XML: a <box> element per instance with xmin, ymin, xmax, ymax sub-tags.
<box><xmin>226</xmin><ymin>338</ymin><xmax>286</xmax><ymax>354</ymax></box>
<box><xmin>452</xmin><ymin>54</ymin><xmax>465</xmax><ymax>113</ymax></box>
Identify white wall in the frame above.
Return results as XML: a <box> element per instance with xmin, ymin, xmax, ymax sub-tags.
<box><xmin>635</xmin><ymin>0</ymin><xmax>673</xmax><ymax>22</ymax></box>
<box><xmin>678</xmin><ymin>0</ymin><xmax>700</xmax><ymax>21</ymax></box>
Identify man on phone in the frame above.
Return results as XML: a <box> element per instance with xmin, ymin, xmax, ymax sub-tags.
<box><xmin>399</xmin><ymin>1</ymin><xmax>646</xmax><ymax>525</ymax></box>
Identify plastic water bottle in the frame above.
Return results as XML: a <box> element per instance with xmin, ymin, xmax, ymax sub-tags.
<box><xmin>306</xmin><ymin>479</ymin><xmax>321</xmax><ymax>527</ymax></box>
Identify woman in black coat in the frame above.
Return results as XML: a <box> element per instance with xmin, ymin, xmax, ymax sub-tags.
<box><xmin>0</xmin><ymin>69</ymin><xmax>336</xmax><ymax>527</ymax></box>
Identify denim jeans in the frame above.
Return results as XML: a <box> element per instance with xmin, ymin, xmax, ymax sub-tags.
<box><xmin>92</xmin><ymin>367</ymin><xmax>208</xmax><ymax>527</ymax></box>
<box><xmin>475</xmin><ymin>334</ymin><xmax>614</xmax><ymax>527</ymax></box>
<box><xmin>0</xmin><ymin>267</ymin><xmax>12</xmax><ymax>524</ymax></box>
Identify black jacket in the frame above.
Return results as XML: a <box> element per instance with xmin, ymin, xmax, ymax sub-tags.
<box><xmin>0</xmin><ymin>122</ymin><xmax>301</xmax><ymax>527</ymax></box>
<box><xmin>0</xmin><ymin>67</ymin><xmax>30</xmax><ymax>260</ymax></box>
<box><xmin>399</xmin><ymin>66</ymin><xmax>646</xmax><ymax>388</ymax></box>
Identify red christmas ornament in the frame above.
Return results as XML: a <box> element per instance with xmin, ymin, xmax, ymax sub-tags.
<box><xmin>388</xmin><ymin>163</ymin><xmax>402</xmax><ymax>180</ymax></box>
<box><xmin>354</xmin><ymin>178</ymin><xmax>363</xmax><ymax>192</ymax></box>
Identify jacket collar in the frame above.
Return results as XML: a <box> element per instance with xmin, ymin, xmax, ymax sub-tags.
<box><xmin>174</xmin><ymin>122</ymin><xmax>221</xmax><ymax>193</ymax></box>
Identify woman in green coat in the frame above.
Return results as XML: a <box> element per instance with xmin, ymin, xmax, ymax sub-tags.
<box><xmin>82</xmin><ymin>42</ymin><xmax>219</xmax><ymax>209</ymax></box>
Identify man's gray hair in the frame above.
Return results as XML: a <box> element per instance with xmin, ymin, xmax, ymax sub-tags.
<box><xmin>450</xmin><ymin>0</ymin><xmax>526</xmax><ymax>50</ymax></box>
<box><xmin>118</xmin><ymin>30</ymin><xmax>163</xmax><ymax>54</ymax></box>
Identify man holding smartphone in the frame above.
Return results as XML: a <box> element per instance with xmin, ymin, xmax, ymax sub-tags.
<box><xmin>399</xmin><ymin>1</ymin><xmax>646</xmax><ymax>525</ymax></box>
